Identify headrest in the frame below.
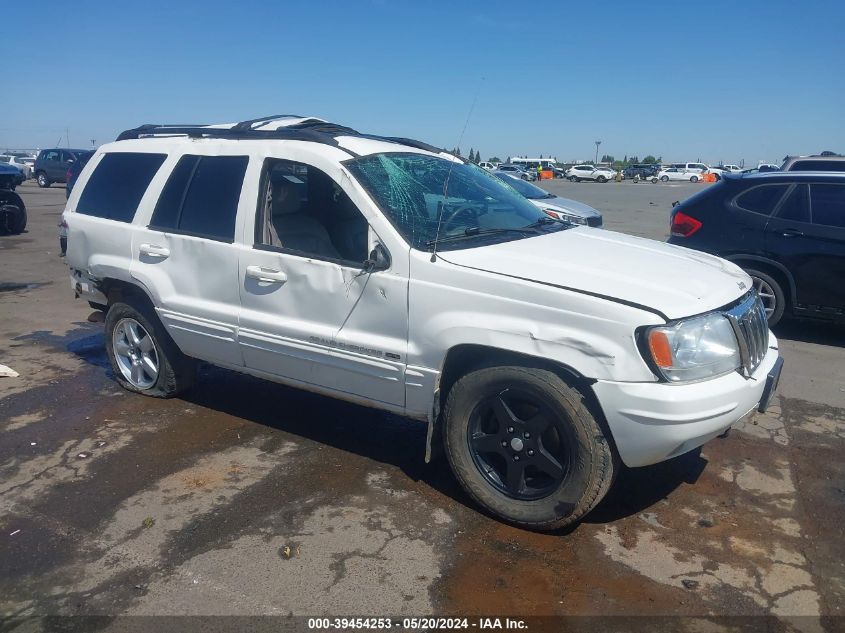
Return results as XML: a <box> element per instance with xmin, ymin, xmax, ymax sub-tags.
<box><xmin>272</xmin><ymin>183</ymin><xmax>302</xmax><ymax>217</ymax></box>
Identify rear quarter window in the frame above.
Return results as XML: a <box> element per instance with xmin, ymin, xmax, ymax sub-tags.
<box><xmin>76</xmin><ymin>153</ymin><xmax>167</xmax><ymax>222</ymax></box>
<box><xmin>734</xmin><ymin>184</ymin><xmax>789</xmax><ymax>215</ymax></box>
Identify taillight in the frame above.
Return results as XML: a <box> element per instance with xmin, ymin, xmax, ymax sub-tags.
<box><xmin>671</xmin><ymin>210</ymin><xmax>702</xmax><ymax>237</ymax></box>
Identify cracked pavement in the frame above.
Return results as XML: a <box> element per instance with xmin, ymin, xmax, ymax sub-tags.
<box><xmin>1</xmin><ymin>182</ymin><xmax>843</xmax><ymax>629</ymax></box>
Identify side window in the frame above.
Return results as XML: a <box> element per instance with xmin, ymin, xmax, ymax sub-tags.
<box><xmin>44</xmin><ymin>150</ymin><xmax>60</xmax><ymax>162</ymax></box>
<box><xmin>61</xmin><ymin>151</ymin><xmax>75</xmax><ymax>163</ymax></box>
<box><xmin>735</xmin><ymin>185</ymin><xmax>789</xmax><ymax>215</ymax></box>
<box><xmin>791</xmin><ymin>160</ymin><xmax>845</xmax><ymax>172</ymax></box>
<box><xmin>256</xmin><ymin>159</ymin><xmax>370</xmax><ymax>264</ymax></box>
<box><xmin>775</xmin><ymin>184</ymin><xmax>810</xmax><ymax>223</ymax></box>
<box><xmin>811</xmin><ymin>184</ymin><xmax>845</xmax><ymax>228</ymax></box>
<box><xmin>150</xmin><ymin>155</ymin><xmax>248</xmax><ymax>242</ymax></box>
<box><xmin>76</xmin><ymin>153</ymin><xmax>167</xmax><ymax>222</ymax></box>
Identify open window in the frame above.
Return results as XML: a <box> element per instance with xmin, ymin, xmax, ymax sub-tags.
<box><xmin>255</xmin><ymin>159</ymin><xmax>372</xmax><ymax>266</ymax></box>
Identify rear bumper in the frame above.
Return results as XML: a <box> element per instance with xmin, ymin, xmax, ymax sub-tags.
<box><xmin>593</xmin><ymin>333</ymin><xmax>780</xmax><ymax>467</ymax></box>
<box><xmin>69</xmin><ymin>270</ymin><xmax>108</xmax><ymax>306</ymax></box>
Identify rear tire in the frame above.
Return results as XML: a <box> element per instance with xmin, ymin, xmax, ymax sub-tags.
<box><xmin>36</xmin><ymin>172</ymin><xmax>50</xmax><ymax>188</ymax></box>
<box><xmin>104</xmin><ymin>298</ymin><xmax>196</xmax><ymax>398</ymax></box>
<box><xmin>443</xmin><ymin>365</ymin><xmax>616</xmax><ymax>531</ymax></box>
<box><xmin>745</xmin><ymin>268</ymin><xmax>785</xmax><ymax>326</ymax></box>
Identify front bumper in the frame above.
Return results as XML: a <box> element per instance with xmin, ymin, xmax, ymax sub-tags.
<box><xmin>593</xmin><ymin>333</ymin><xmax>781</xmax><ymax>467</ymax></box>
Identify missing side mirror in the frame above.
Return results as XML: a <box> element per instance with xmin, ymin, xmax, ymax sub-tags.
<box><xmin>363</xmin><ymin>243</ymin><xmax>390</xmax><ymax>272</ymax></box>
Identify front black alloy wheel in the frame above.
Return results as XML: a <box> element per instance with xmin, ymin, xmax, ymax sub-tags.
<box><xmin>468</xmin><ymin>388</ymin><xmax>572</xmax><ymax>500</ymax></box>
<box><xmin>443</xmin><ymin>365</ymin><xmax>617</xmax><ymax>530</ymax></box>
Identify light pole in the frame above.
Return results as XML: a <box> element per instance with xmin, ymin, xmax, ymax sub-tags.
<box><xmin>594</xmin><ymin>140</ymin><xmax>602</xmax><ymax>165</ymax></box>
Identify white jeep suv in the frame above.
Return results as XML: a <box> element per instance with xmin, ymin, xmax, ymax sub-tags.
<box><xmin>64</xmin><ymin>115</ymin><xmax>783</xmax><ymax>530</ymax></box>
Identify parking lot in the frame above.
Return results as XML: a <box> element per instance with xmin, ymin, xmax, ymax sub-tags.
<box><xmin>1</xmin><ymin>180</ymin><xmax>844</xmax><ymax>623</ymax></box>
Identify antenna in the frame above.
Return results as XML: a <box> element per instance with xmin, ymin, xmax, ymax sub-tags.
<box><xmin>430</xmin><ymin>77</ymin><xmax>484</xmax><ymax>263</ymax></box>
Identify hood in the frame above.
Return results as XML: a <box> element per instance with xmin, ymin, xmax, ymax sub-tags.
<box><xmin>438</xmin><ymin>228</ymin><xmax>750</xmax><ymax>320</ymax></box>
<box><xmin>534</xmin><ymin>196</ymin><xmax>602</xmax><ymax>219</ymax></box>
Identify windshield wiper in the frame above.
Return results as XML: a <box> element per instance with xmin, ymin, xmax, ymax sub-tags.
<box><xmin>424</xmin><ymin>226</ymin><xmax>538</xmax><ymax>248</ymax></box>
<box><xmin>523</xmin><ymin>216</ymin><xmax>568</xmax><ymax>229</ymax></box>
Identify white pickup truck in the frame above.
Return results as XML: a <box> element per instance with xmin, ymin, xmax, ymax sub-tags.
<box><xmin>63</xmin><ymin>115</ymin><xmax>783</xmax><ymax>530</ymax></box>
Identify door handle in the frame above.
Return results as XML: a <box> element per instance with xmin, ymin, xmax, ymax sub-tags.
<box><xmin>245</xmin><ymin>265</ymin><xmax>287</xmax><ymax>284</ymax></box>
<box><xmin>139</xmin><ymin>243</ymin><xmax>170</xmax><ymax>258</ymax></box>
<box><xmin>781</xmin><ymin>229</ymin><xmax>804</xmax><ymax>238</ymax></box>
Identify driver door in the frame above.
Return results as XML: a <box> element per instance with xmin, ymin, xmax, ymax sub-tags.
<box><xmin>237</xmin><ymin>156</ymin><xmax>408</xmax><ymax>408</ymax></box>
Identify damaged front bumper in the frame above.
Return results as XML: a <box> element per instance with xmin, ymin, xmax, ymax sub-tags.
<box><xmin>592</xmin><ymin>334</ymin><xmax>781</xmax><ymax>468</ymax></box>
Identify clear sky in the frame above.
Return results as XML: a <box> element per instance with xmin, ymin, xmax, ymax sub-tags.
<box><xmin>3</xmin><ymin>0</ymin><xmax>843</xmax><ymax>165</ymax></box>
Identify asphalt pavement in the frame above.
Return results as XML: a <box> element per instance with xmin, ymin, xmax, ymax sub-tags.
<box><xmin>1</xmin><ymin>180</ymin><xmax>843</xmax><ymax>627</ymax></box>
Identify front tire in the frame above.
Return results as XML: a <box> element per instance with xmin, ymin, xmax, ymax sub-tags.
<box><xmin>660</xmin><ymin>175</ymin><xmax>669</xmax><ymax>182</ymax></box>
<box><xmin>36</xmin><ymin>172</ymin><xmax>50</xmax><ymax>188</ymax></box>
<box><xmin>596</xmin><ymin>175</ymin><xmax>607</xmax><ymax>183</ymax></box>
<box><xmin>745</xmin><ymin>269</ymin><xmax>785</xmax><ymax>326</ymax></box>
<box><xmin>105</xmin><ymin>298</ymin><xmax>196</xmax><ymax>397</ymax></box>
<box><xmin>690</xmin><ymin>175</ymin><xmax>699</xmax><ymax>183</ymax></box>
<box><xmin>443</xmin><ymin>366</ymin><xmax>616</xmax><ymax>531</ymax></box>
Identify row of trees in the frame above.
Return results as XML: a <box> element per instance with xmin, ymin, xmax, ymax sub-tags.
<box><xmin>449</xmin><ymin>148</ymin><xmax>663</xmax><ymax>167</ymax></box>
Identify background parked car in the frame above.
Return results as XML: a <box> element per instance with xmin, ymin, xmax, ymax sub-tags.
<box><xmin>0</xmin><ymin>163</ymin><xmax>23</xmax><ymax>190</ymax></box>
<box><xmin>65</xmin><ymin>150</ymin><xmax>95</xmax><ymax>199</ymax></box>
<box><xmin>670</xmin><ymin>162</ymin><xmax>709</xmax><ymax>174</ymax></box>
<box><xmin>34</xmin><ymin>148</ymin><xmax>89</xmax><ymax>187</ymax></box>
<box><xmin>667</xmin><ymin>172</ymin><xmax>845</xmax><ymax>326</ymax></box>
<box><xmin>623</xmin><ymin>164</ymin><xmax>660</xmax><ymax>180</ymax></box>
<box><xmin>491</xmin><ymin>170</ymin><xmax>603</xmax><ymax>226</ymax></box>
<box><xmin>496</xmin><ymin>163</ymin><xmax>536</xmax><ymax>181</ymax></box>
<box><xmin>653</xmin><ymin>167</ymin><xmax>703</xmax><ymax>183</ymax></box>
<box><xmin>0</xmin><ymin>155</ymin><xmax>33</xmax><ymax>179</ymax></box>
<box><xmin>0</xmin><ymin>188</ymin><xmax>26</xmax><ymax>234</ymax></box>
<box><xmin>478</xmin><ymin>161</ymin><xmax>497</xmax><ymax>171</ymax></box>
<box><xmin>565</xmin><ymin>164</ymin><xmax>615</xmax><ymax>183</ymax></box>
<box><xmin>722</xmin><ymin>164</ymin><xmax>743</xmax><ymax>173</ymax></box>
<box><xmin>781</xmin><ymin>155</ymin><xmax>845</xmax><ymax>172</ymax></box>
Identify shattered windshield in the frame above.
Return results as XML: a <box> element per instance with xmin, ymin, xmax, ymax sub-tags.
<box><xmin>346</xmin><ymin>153</ymin><xmax>558</xmax><ymax>251</ymax></box>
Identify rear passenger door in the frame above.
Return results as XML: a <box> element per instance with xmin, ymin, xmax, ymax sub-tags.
<box><xmin>767</xmin><ymin>183</ymin><xmax>845</xmax><ymax>310</ymax></box>
<box><xmin>131</xmin><ymin>154</ymin><xmax>250</xmax><ymax>367</ymax></box>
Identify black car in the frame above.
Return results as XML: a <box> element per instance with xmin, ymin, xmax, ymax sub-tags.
<box><xmin>0</xmin><ymin>189</ymin><xmax>27</xmax><ymax>234</ymax></box>
<box><xmin>623</xmin><ymin>164</ymin><xmax>660</xmax><ymax>180</ymax></box>
<box><xmin>66</xmin><ymin>150</ymin><xmax>95</xmax><ymax>199</ymax></box>
<box><xmin>667</xmin><ymin>172</ymin><xmax>845</xmax><ymax>326</ymax></box>
<box><xmin>34</xmin><ymin>148</ymin><xmax>90</xmax><ymax>188</ymax></box>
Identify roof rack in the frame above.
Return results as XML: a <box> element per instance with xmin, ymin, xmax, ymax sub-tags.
<box><xmin>115</xmin><ymin>115</ymin><xmax>447</xmax><ymax>157</ymax></box>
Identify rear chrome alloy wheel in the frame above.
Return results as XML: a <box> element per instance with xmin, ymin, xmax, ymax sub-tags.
<box><xmin>751</xmin><ymin>276</ymin><xmax>777</xmax><ymax>319</ymax></box>
<box><xmin>467</xmin><ymin>388</ymin><xmax>572</xmax><ymax>501</ymax></box>
<box><xmin>112</xmin><ymin>317</ymin><xmax>159</xmax><ymax>389</ymax></box>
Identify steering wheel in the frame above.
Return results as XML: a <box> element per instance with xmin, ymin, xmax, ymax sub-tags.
<box><xmin>438</xmin><ymin>202</ymin><xmax>482</xmax><ymax>235</ymax></box>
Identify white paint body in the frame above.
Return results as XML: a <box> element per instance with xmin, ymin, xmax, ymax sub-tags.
<box><xmin>64</xmin><ymin>128</ymin><xmax>779</xmax><ymax>468</ymax></box>
<box><xmin>565</xmin><ymin>165</ymin><xmax>616</xmax><ymax>182</ymax></box>
<box><xmin>655</xmin><ymin>168</ymin><xmax>703</xmax><ymax>182</ymax></box>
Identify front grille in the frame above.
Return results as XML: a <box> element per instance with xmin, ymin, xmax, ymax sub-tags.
<box><xmin>724</xmin><ymin>293</ymin><xmax>769</xmax><ymax>375</ymax></box>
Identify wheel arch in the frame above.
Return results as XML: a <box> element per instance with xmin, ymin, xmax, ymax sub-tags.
<box><xmin>723</xmin><ymin>255</ymin><xmax>795</xmax><ymax>308</ymax></box>
<box><xmin>96</xmin><ymin>277</ymin><xmax>158</xmax><ymax>311</ymax></box>
<box><xmin>426</xmin><ymin>343</ymin><xmax>619</xmax><ymax>464</ymax></box>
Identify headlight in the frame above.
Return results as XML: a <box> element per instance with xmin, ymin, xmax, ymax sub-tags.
<box><xmin>644</xmin><ymin>313</ymin><xmax>740</xmax><ymax>382</ymax></box>
<box><xmin>543</xmin><ymin>209</ymin><xmax>587</xmax><ymax>225</ymax></box>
